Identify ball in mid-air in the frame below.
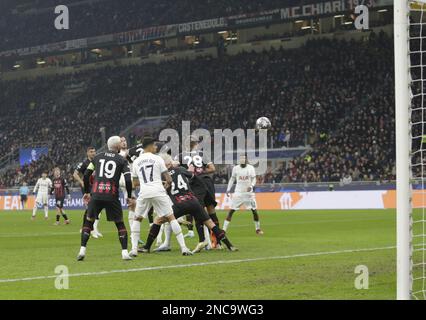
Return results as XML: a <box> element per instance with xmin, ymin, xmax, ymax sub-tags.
<box><xmin>256</xmin><ymin>117</ymin><xmax>271</xmax><ymax>130</ymax></box>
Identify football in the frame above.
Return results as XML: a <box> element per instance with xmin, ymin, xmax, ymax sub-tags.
<box><xmin>256</xmin><ymin>117</ymin><xmax>272</xmax><ymax>130</ymax></box>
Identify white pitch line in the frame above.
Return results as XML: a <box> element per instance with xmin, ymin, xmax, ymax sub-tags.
<box><xmin>0</xmin><ymin>246</ymin><xmax>395</xmax><ymax>284</ymax></box>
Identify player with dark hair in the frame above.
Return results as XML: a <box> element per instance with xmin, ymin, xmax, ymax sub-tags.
<box><xmin>175</xmin><ymin>136</ymin><xmax>221</xmax><ymax>249</ymax></box>
<box><xmin>77</xmin><ymin>137</ymin><xmax>134</xmax><ymax>261</ymax></box>
<box><xmin>51</xmin><ymin>167</ymin><xmax>71</xmax><ymax>225</ymax></box>
<box><xmin>129</xmin><ymin>137</ymin><xmax>192</xmax><ymax>257</ymax></box>
<box><xmin>73</xmin><ymin>146</ymin><xmax>103</xmax><ymax>238</ymax></box>
<box><xmin>140</xmin><ymin>154</ymin><xmax>238</xmax><ymax>253</ymax></box>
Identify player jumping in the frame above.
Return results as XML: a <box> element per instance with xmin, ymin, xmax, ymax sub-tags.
<box><xmin>225</xmin><ymin>155</ymin><xmax>263</xmax><ymax>235</ymax></box>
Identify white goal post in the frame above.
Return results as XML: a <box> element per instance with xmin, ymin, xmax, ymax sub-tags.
<box><xmin>395</xmin><ymin>0</ymin><xmax>426</xmax><ymax>300</ymax></box>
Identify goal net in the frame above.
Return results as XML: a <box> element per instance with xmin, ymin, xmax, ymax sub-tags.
<box><xmin>396</xmin><ymin>0</ymin><xmax>426</xmax><ymax>300</ymax></box>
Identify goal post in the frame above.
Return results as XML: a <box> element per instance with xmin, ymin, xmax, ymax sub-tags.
<box><xmin>394</xmin><ymin>0</ymin><xmax>412</xmax><ymax>300</ymax></box>
<box><xmin>395</xmin><ymin>0</ymin><xmax>426</xmax><ymax>300</ymax></box>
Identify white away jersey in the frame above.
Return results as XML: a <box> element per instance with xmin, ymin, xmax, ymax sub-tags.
<box><xmin>132</xmin><ymin>152</ymin><xmax>168</xmax><ymax>199</ymax></box>
<box><xmin>34</xmin><ymin>178</ymin><xmax>53</xmax><ymax>195</ymax></box>
<box><xmin>228</xmin><ymin>164</ymin><xmax>256</xmax><ymax>193</ymax></box>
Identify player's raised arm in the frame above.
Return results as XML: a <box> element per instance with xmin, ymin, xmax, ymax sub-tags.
<box><xmin>204</xmin><ymin>162</ymin><xmax>216</xmax><ymax>174</ymax></box>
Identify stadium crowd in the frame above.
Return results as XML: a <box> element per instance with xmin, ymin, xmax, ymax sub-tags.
<box><xmin>0</xmin><ymin>31</ymin><xmax>394</xmax><ymax>188</ymax></box>
<box><xmin>2</xmin><ymin>0</ymin><xmax>293</xmax><ymax>51</ymax></box>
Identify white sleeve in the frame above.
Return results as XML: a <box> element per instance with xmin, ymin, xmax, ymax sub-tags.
<box><xmin>131</xmin><ymin>161</ymin><xmax>138</xmax><ymax>179</ymax></box>
<box><xmin>48</xmin><ymin>179</ymin><xmax>53</xmax><ymax>188</ymax></box>
<box><xmin>227</xmin><ymin>167</ymin><xmax>236</xmax><ymax>192</ymax></box>
<box><xmin>34</xmin><ymin>179</ymin><xmax>40</xmax><ymax>193</ymax></box>
<box><xmin>159</xmin><ymin>157</ymin><xmax>167</xmax><ymax>173</ymax></box>
<box><xmin>250</xmin><ymin>167</ymin><xmax>256</xmax><ymax>188</ymax></box>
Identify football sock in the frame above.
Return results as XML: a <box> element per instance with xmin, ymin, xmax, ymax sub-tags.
<box><xmin>62</xmin><ymin>213</ymin><xmax>69</xmax><ymax>221</ymax></box>
<box><xmin>56</xmin><ymin>214</ymin><xmax>60</xmax><ymax>222</ymax></box>
<box><xmin>81</xmin><ymin>219</ymin><xmax>94</xmax><ymax>247</ymax></box>
<box><xmin>170</xmin><ymin>219</ymin><xmax>186</xmax><ymax>250</ymax></box>
<box><xmin>223</xmin><ymin>220</ymin><xmax>230</xmax><ymax>232</ymax></box>
<box><xmin>144</xmin><ymin>223</ymin><xmax>161</xmax><ymax>250</ymax></box>
<box><xmin>115</xmin><ymin>222</ymin><xmax>128</xmax><ymax>250</ymax></box>
<box><xmin>93</xmin><ymin>219</ymin><xmax>100</xmax><ymax>233</ymax></box>
<box><xmin>163</xmin><ymin>223</ymin><xmax>172</xmax><ymax>247</ymax></box>
<box><xmin>130</xmin><ymin>220</ymin><xmax>141</xmax><ymax>252</ymax></box>
<box><xmin>44</xmin><ymin>206</ymin><xmax>48</xmax><ymax>218</ymax></box>
<box><xmin>204</xmin><ymin>226</ymin><xmax>212</xmax><ymax>247</ymax></box>
<box><xmin>196</xmin><ymin>222</ymin><xmax>205</xmax><ymax>242</ymax></box>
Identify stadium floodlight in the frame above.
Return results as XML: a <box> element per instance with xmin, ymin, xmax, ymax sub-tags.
<box><xmin>395</xmin><ymin>0</ymin><xmax>426</xmax><ymax>300</ymax></box>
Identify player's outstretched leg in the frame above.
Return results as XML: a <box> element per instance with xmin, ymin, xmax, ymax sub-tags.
<box><xmin>77</xmin><ymin>219</ymin><xmax>95</xmax><ymax>261</ymax></box>
<box><xmin>252</xmin><ymin>209</ymin><xmax>263</xmax><ymax>235</ymax></box>
<box><xmin>223</xmin><ymin>210</ymin><xmax>235</xmax><ymax>232</ymax></box>
<box><xmin>31</xmin><ymin>203</ymin><xmax>38</xmax><ymax>220</ymax></box>
<box><xmin>115</xmin><ymin>222</ymin><xmax>132</xmax><ymax>260</ymax></box>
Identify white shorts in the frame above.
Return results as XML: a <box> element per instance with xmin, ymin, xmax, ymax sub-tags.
<box><xmin>135</xmin><ymin>195</ymin><xmax>173</xmax><ymax>219</ymax></box>
<box><xmin>231</xmin><ymin>192</ymin><xmax>257</xmax><ymax>211</ymax></box>
<box><xmin>36</xmin><ymin>193</ymin><xmax>49</xmax><ymax>205</ymax></box>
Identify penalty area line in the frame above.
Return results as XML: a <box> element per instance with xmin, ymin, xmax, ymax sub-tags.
<box><xmin>0</xmin><ymin>246</ymin><xmax>395</xmax><ymax>284</ymax></box>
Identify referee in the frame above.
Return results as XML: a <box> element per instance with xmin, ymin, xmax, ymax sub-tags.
<box><xmin>19</xmin><ymin>182</ymin><xmax>29</xmax><ymax>210</ymax></box>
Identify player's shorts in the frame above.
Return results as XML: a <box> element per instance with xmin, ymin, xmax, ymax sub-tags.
<box><xmin>20</xmin><ymin>195</ymin><xmax>28</xmax><ymax>202</ymax></box>
<box><xmin>87</xmin><ymin>198</ymin><xmax>123</xmax><ymax>222</ymax></box>
<box><xmin>201</xmin><ymin>177</ymin><xmax>217</xmax><ymax>207</ymax></box>
<box><xmin>231</xmin><ymin>192</ymin><xmax>257</xmax><ymax>211</ymax></box>
<box><xmin>135</xmin><ymin>195</ymin><xmax>173</xmax><ymax>219</ymax></box>
<box><xmin>55</xmin><ymin>197</ymin><xmax>65</xmax><ymax>209</ymax></box>
<box><xmin>36</xmin><ymin>193</ymin><xmax>48</xmax><ymax>205</ymax></box>
<box><xmin>173</xmin><ymin>199</ymin><xmax>210</xmax><ymax>223</ymax></box>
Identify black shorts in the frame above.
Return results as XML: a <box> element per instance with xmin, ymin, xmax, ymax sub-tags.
<box><xmin>20</xmin><ymin>195</ymin><xmax>28</xmax><ymax>202</ymax></box>
<box><xmin>173</xmin><ymin>199</ymin><xmax>210</xmax><ymax>223</ymax></box>
<box><xmin>201</xmin><ymin>177</ymin><xmax>217</xmax><ymax>207</ymax></box>
<box><xmin>55</xmin><ymin>197</ymin><xmax>65</xmax><ymax>209</ymax></box>
<box><xmin>87</xmin><ymin>198</ymin><xmax>123</xmax><ymax>222</ymax></box>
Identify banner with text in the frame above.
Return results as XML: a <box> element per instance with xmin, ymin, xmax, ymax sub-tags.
<box><xmin>0</xmin><ymin>190</ymin><xmax>410</xmax><ymax>211</ymax></box>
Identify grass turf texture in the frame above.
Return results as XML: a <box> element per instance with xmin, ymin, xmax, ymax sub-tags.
<box><xmin>0</xmin><ymin>209</ymin><xmax>396</xmax><ymax>300</ymax></box>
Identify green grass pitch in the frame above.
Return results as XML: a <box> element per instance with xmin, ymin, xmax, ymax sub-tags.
<box><xmin>0</xmin><ymin>209</ymin><xmax>396</xmax><ymax>300</ymax></box>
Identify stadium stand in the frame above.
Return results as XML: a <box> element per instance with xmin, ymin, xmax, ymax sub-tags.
<box><xmin>1</xmin><ymin>0</ymin><xmax>298</xmax><ymax>51</ymax></box>
<box><xmin>0</xmin><ymin>30</ymin><xmax>394</xmax><ymax>188</ymax></box>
